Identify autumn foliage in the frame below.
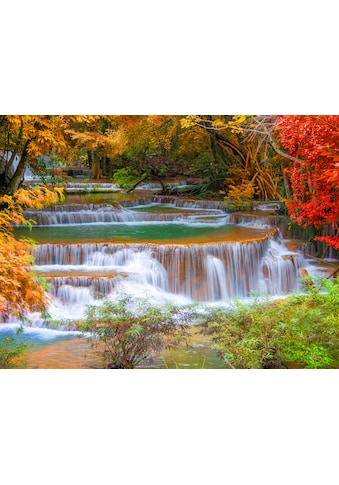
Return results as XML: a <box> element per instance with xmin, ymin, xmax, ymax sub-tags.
<box><xmin>1</xmin><ymin>115</ymin><xmax>338</xmax><ymax>315</ymax></box>
<box><xmin>277</xmin><ymin>115</ymin><xmax>339</xmax><ymax>251</ymax></box>
<box><xmin>0</xmin><ymin>186</ymin><xmax>63</xmax><ymax>319</ymax></box>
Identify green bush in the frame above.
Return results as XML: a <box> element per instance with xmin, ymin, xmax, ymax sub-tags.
<box><xmin>0</xmin><ymin>337</ymin><xmax>27</xmax><ymax>369</ymax></box>
<box><xmin>200</xmin><ymin>278</ymin><xmax>339</xmax><ymax>369</ymax></box>
<box><xmin>81</xmin><ymin>297</ymin><xmax>195</xmax><ymax>368</ymax></box>
<box><xmin>112</xmin><ymin>167</ymin><xmax>145</xmax><ymax>190</ymax></box>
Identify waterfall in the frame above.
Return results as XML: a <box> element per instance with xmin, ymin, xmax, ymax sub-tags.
<box><xmin>54</xmin><ymin>285</ymin><xmax>93</xmax><ymax>305</ymax></box>
<box><xmin>225</xmin><ymin>213</ymin><xmax>273</xmax><ymax>228</ymax></box>
<box><xmin>117</xmin><ymin>197</ymin><xmax>154</xmax><ymax>208</ymax></box>
<box><xmin>261</xmin><ymin>239</ymin><xmax>304</xmax><ymax>294</ymax></box>
<box><xmin>24</xmin><ymin>205</ymin><xmax>139</xmax><ymax>225</ymax></box>
<box><xmin>6</xmin><ymin>187</ymin><xmax>331</xmax><ymax>370</ymax></box>
<box><xmin>64</xmin><ymin>183</ymin><xmax>121</xmax><ymax>192</ymax></box>
<box><xmin>135</xmin><ymin>183</ymin><xmax>163</xmax><ymax>190</ymax></box>
<box><xmin>11</xmin><ymin>194</ymin><xmax>318</xmax><ymax>328</ymax></box>
<box><xmin>152</xmin><ymin>195</ymin><xmax>226</xmax><ymax>211</ymax></box>
<box><xmin>24</xmin><ymin>203</ymin><xmax>226</xmax><ymax>225</ymax></box>
<box><xmin>226</xmin><ymin>212</ymin><xmax>291</xmax><ymax>237</ymax></box>
<box><xmin>205</xmin><ymin>256</ymin><xmax>229</xmax><ymax>300</ymax></box>
<box><xmin>35</xmin><ymin>238</ymin><xmax>303</xmax><ymax>302</ymax></box>
<box><xmin>48</xmin><ymin>276</ymin><xmax>117</xmax><ymax>300</ymax></box>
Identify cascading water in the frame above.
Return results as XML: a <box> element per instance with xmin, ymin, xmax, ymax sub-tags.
<box><xmin>34</xmin><ymin>236</ymin><xmax>303</xmax><ymax>304</ymax></box>
<box><xmin>24</xmin><ymin>202</ymin><xmax>226</xmax><ymax>226</ymax></box>
<box><xmin>64</xmin><ymin>182</ymin><xmax>121</xmax><ymax>192</ymax></box>
<box><xmin>7</xmin><ymin>193</ymin><xmax>321</xmax><ymax>367</ymax></box>
<box><xmin>261</xmin><ymin>239</ymin><xmax>304</xmax><ymax>294</ymax></box>
<box><xmin>205</xmin><ymin>256</ymin><xmax>229</xmax><ymax>300</ymax></box>
<box><xmin>23</xmin><ymin>198</ymin><xmax>309</xmax><ymax>306</ymax></box>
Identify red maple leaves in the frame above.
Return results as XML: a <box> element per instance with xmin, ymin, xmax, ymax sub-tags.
<box><xmin>277</xmin><ymin>115</ymin><xmax>339</xmax><ymax>251</ymax></box>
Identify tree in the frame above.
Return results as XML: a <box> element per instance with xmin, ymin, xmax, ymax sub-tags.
<box><xmin>0</xmin><ymin>115</ymin><xmax>92</xmax><ymax>194</ymax></box>
<box><xmin>82</xmin><ymin>297</ymin><xmax>193</xmax><ymax>368</ymax></box>
<box><xmin>0</xmin><ymin>186</ymin><xmax>63</xmax><ymax>319</ymax></box>
<box><xmin>180</xmin><ymin>115</ymin><xmax>286</xmax><ymax>199</ymax></box>
<box><xmin>111</xmin><ymin>115</ymin><xmax>194</xmax><ymax>190</ymax></box>
<box><xmin>65</xmin><ymin>115</ymin><xmax>132</xmax><ymax>179</ymax></box>
<box><xmin>277</xmin><ymin>115</ymin><xmax>339</xmax><ymax>251</ymax></box>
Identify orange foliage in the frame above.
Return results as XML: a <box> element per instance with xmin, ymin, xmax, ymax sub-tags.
<box><xmin>0</xmin><ymin>235</ymin><xmax>48</xmax><ymax>318</ymax></box>
<box><xmin>65</xmin><ymin>115</ymin><xmax>131</xmax><ymax>158</ymax></box>
<box><xmin>0</xmin><ymin>187</ymin><xmax>63</xmax><ymax>319</ymax></box>
<box><xmin>177</xmin><ymin>125</ymin><xmax>210</xmax><ymax>158</ymax></box>
<box><xmin>1</xmin><ymin>115</ymin><xmax>100</xmax><ymax>169</ymax></box>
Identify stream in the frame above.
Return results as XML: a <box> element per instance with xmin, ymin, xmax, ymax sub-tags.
<box><xmin>2</xmin><ymin>185</ymin><xmax>326</xmax><ymax>368</ymax></box>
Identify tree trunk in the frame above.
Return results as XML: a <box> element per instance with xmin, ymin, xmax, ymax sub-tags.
<box><xmin>3</xmin><ymin>150</ymin><xmax>17</xmax><ymax>178</ymax></box>
<box><xmin>126</xmin><ymin>172</ymin><xmax>166</xmax><ymax>193</ymax></box>
<box><xmin>102</xmin><ymin>156</ymin><xmax>111</xmax><ymax>177</ymax></box>
<box><xmin>87</xmin><ymin>150</ymin><xmax>93</xmax><ymax>169</ymax></box>
<box><xmin>215</xmin><ymin>133</ymin><xmax>247</xmax><ymax>165</ymax></box>
<box><xmin>209</xmin><ymin>130</ymin><xmax>218</xmax><ymax>179</ymax></box>
<box><xmin>280</xmin><ymin>160</ymin><xmax>291</xmax><ymax>199</ymax></box>
<box><xmin>170</xmin><ymin>119</ymin><xmax>180</xmax><ymax>152</ymax></box>
<box><xmin>91</xmin><ymin>154</ymin><xmax>103</xmax><ymax>179</ymax></box>
<box><xmin>0</xmin><ymin>119</ymin><xmax>24</xmax><ymax>192</ymax></box>
<box><xmin>4</xmin><ymin>140</ymin><xmax>30</xmax><ymax>195</ymax></box>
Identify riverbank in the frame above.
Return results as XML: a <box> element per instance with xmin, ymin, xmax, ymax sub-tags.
<box><xmin>25</xmin><ymin>338</ymin><xmax>101</xmax><ymax>369</ymax></box>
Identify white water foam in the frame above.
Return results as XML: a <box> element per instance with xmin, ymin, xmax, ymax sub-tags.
<box><xmin>0</xmin><ymin>322</ymin><xmax>82</xmax><ymax>339</ymax></box>
<box><xmin>7</xmin><ymin>199</ymin><xmax>321</xmax><ymax>334</ymax></box>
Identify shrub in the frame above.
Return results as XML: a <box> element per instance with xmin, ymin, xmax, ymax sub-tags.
<box><xmin>0</xmin><ymin>337</ymin><xmax>27</xmax><ymax>369</ymax></box>
<box><xmin>112</xmin><ymin>167</ymin><xmax>145</xmax><ymax>190</ymax></box>
<box><xmin>223</xmin><ymin>181</ymin><xmax>256</xmax><ymax>211</ymax></box>
<box><xmin>200</xmin><ymin>278</ymin><xmax>339</xmax><ymax>369</ymax></box>
<box><xmin>81</xmin><ymin>297</ymin><xmax>194</xmax><ymax>369</ymax></box>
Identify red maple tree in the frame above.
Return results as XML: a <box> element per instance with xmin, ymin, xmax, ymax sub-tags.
<box><xmin>276</xmin><ymin>115</ymin><xmax>339</xmax><ymax>251</ymax></box>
